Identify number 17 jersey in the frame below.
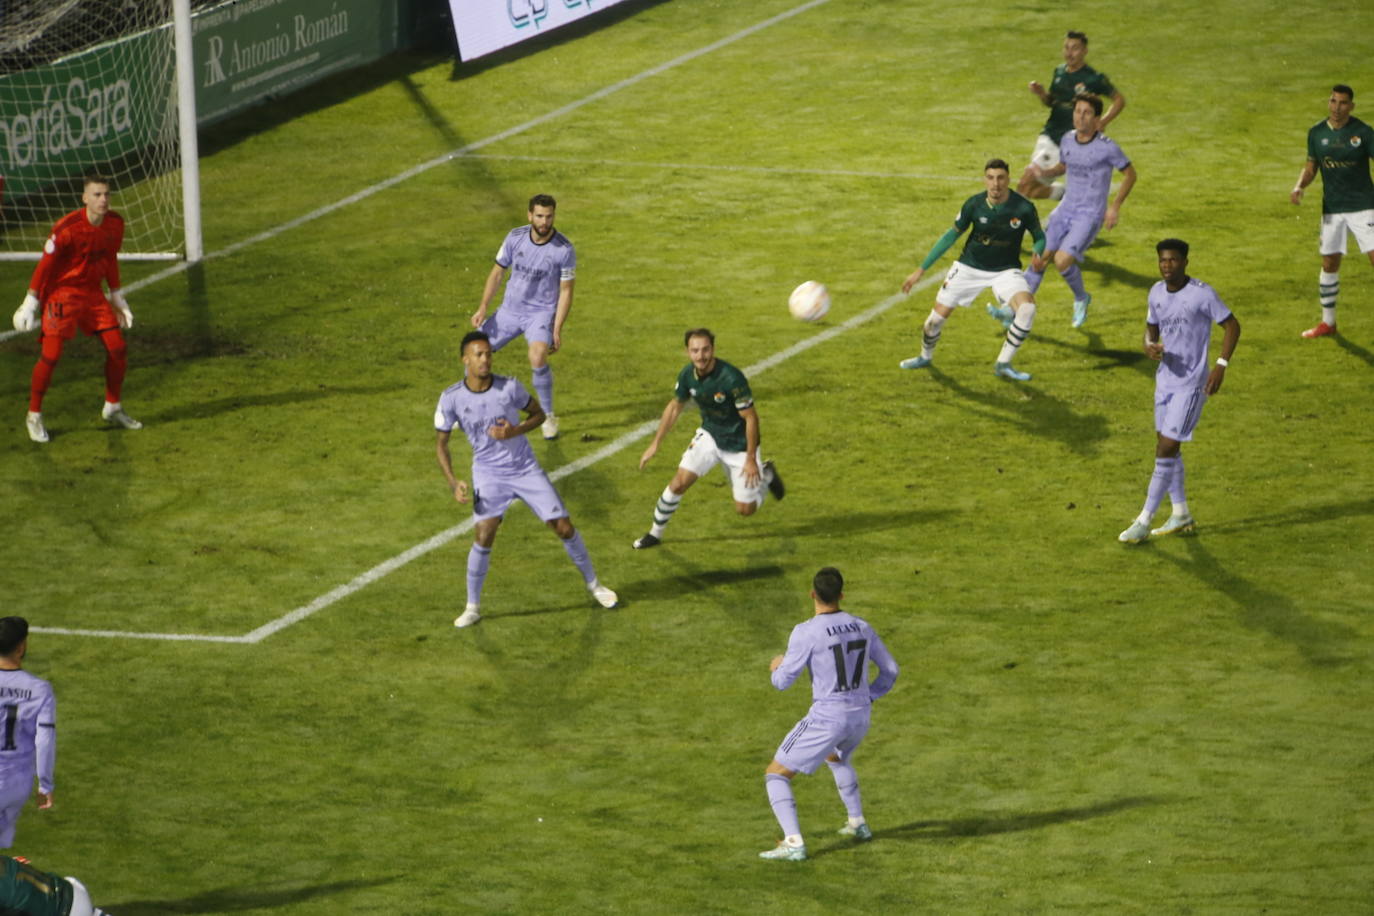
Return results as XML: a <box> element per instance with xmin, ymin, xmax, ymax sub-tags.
<box><xmin>771</xmin><ymin>610</ymin><xmax>899</xmax><ymax>714</ymax></box>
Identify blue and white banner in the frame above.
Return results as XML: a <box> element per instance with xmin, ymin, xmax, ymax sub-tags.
<box><xmin>449</xmin><ymin>0</ymin><xmax>638</xmax><ymax>61</ymax></box>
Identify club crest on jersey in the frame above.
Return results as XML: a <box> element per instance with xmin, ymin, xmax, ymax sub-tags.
<box><xmin>1010</xmin><ymin>217</ymin><xmax>1022</xmax><ymax>228</ymax></box>
<box><xmin>1074</xmin><ymin>82</ymin><xmax>1087</xmax><ymax>95</ymax></box>
<box><xmin>978</xmin><ymin>217</ymin><xmax>988</xmax><ymax>224</ymax></box>
<box><xmin>1353</xmin><ymin>136</ymin><xmax>1364</xmax><ymax>147</ymax></box>
<box><xmin>713</xmin><ymin>392</ymin><xmax>726</xmax><ymax>403</ymax></box>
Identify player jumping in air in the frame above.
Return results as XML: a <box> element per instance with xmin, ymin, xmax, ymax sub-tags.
<box><xmin>1018</xmin><ymin>30</ymin><xmax>1125</xmax><ymax>201</ymax></box>
<box><xmin>991</xmin><ymin>94</ymin><xmax>1136</xmax><ymax>329</ymax></box>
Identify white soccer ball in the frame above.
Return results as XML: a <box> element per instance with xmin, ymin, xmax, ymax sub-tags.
<box><xmin>788</xmin><ymin>281</ymin><xmax>830</xmax><ymax>322</ymax></box>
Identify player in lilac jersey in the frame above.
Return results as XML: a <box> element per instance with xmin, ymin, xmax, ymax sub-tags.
<box><xmin>469</xmin><ymin>194</ymin><xmax>576</xmax><ymax>440</ymax></box>
<box><xmin>0</xmin><ymin>618</ymin><xmax>55</xmax><ymax>849</ymax></box>
<box><xmin>995</xmin><ymin>95</ymin><xmax>1136</xmax><ymax>330</ymax></box>
<box><xmin>1119</xmin><ymin>240</ymin><xmax>1240</xmax><ymax>544</ymax></box>
<box><xmin>759</xmin><ymin>568</ymin><xmax>898</xmax><ymax>862</ymax></box>
<box><xmin>436</xmin><ymin>332</ymin><xmax>618</xmax><ymax>627</ymax></box>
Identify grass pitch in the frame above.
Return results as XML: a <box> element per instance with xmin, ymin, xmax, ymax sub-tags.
<box><xmin>2</xmin><ymin>0</ymin><xmax>1372</xmax><ymax>912</ymax></box>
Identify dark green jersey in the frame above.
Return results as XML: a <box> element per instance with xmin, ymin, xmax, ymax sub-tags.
<box><xmin>1040</xmin><ymin>63</ymin><xmax>1116</xmax><ymax>143</ymax></box>
<box><xmin>0</xmin><ymin>857</ymin><xmax>74</xmax><ymax>916</ymax></box>
<box><xmin>1307</xmin><ymin>116</ymin><xmax>1374</xmax><ymax>214</ymax></box>
<box><xmin>674</xmin><ymin>358</ymin><xmax>753</xmax><ymax>453</ymax></box>
<box><xmin>952</xmin><ymin>191</ymin><xmax>1044</xmax><ymax>272</ymax></box>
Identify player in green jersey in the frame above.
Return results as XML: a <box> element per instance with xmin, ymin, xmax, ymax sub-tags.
<box><xmin>1291</xmin><ymin>84</ymin><xmax>1374</xmax><ymax>338</ymax></box>
<box><xmin>900</xmin><ymin>159</ymin><xmax>1047</xmax><ymax>381</ymax></box>
<box><xmin>632</xmin><ymin>329</ymin><xmax>783</xmax><ymax>549</ymax></box>
<box><xmin>1018</xmin><ymin>30</ymin><xmax>1125</xmax><ymax>201</ymax></box>
<box><xmin>0</xmin><ymin>855</ymin><xmax>108</xmax><ymax>916</ymax></box>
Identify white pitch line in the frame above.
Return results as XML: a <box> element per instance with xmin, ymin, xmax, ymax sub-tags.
<box><xmin>454</xmin><ymin>153</ymin><xmax>970</xmax><ymax>183</ymax></box>
<box><xmin>239</xmin><ymin>286</ymin><xmax>929</xmax><ymax>643</ymax></box>
<box><xmin>31</xmin><ymin>0</ymin><xmax>937</xmax><ymax>643</ymax></box>
<box><xmin>2</xmin><ymin>0</ymin><xmax>836</xmax><ymax>345</ymax></box>
<box><xmin>32</xmin><ymin>277</ymin><xmax>935</xmax><ymax>644</ymax></box>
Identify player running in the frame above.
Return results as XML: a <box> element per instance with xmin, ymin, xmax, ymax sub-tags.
<box><xmin>1018</xmin><ymin>30</ymin><xmax>1125</xmax><ymax>200</ymax></box>
<box><xmin>899</xmin><ymin>159</ymin><xmax>1046</xmax><ymax>381</ymax></box>
<box><xmin>992</xmin><ymin>94</ymin><xmax>1137</xmax><ymax>329</ymax></box>
<box><xmin>632</xmin><ymin>328</ymin><xmax>783</xmax><ymax>550</ymax></box>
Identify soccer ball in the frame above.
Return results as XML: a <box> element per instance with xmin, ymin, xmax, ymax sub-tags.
<box><xmin>788</xmin><ymin>281</ymin><xmax>830</xmax><ymax>322</ymax></box>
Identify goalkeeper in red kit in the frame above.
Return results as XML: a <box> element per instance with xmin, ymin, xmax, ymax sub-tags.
<box><xmin>12</xmin><ymin>173</ymin><xmax>141</xmax><ymax>443</ymax></box>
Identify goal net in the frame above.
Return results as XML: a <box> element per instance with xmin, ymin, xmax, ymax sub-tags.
<box><xmin>0</xmin><ymin>0</ymin><xmax>200</xmax><ymax>261</ymax></box>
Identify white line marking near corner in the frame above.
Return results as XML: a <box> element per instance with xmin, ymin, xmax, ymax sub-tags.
<box><xmin>32</xmin><ymin>0</ymin><xmax>948</xmax><ymax>643</ymax></box>
<box><xmin>2</xmin><ymin>0</ymin><xmax>836</xmax><ymax>346</ymax></box>
<box><xmin>238</xmin><ymin>283</ymin><xmax>932</xmax><ymax>644</ymax></box>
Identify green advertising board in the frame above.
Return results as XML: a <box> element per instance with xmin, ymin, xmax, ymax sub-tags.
<box><xmin>0</xmin><ymin>0</ymin><xmax>401</xmax><ymax>199</ymax></box>
<box><xmin>0</xmin><ymin>27</ymin><xmax>176</xmax><ymax>199</ymax></box>
<box><xmin>193</xmin><ymin>0</ymin><xmax>399</xmax><ymax>125</ymax></box>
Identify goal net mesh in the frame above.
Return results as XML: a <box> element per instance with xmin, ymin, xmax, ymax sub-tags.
<box><xmin>0</xmin><ymin>0</ymin><xmax>185</xmax><ymax>259</ymax></box>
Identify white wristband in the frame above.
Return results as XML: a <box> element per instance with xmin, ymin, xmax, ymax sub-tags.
<box><xmin>1215</xmin><ymin>357</ymin><xmax>1228</xmax><ymax>367</ymax></box>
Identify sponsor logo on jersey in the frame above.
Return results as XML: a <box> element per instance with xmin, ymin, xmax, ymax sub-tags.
<box><xmin>979</xmin><ymin>217</ymin><xmax>987</xmax><ymax>224</ymax></box>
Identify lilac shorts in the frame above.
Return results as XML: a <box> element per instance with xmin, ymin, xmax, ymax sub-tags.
<box><xmin>1154</xmin><ymin>387</ymin><xmax>1207</xmax><ymax>443</ymax></box>
<box><xmin>481</xmin><ymin>306</ymin><xmax>554</xmax><ymax>350</ymax></box>
<box><xmin>1043</xmin><ymin>207</ymin><xmax>1103</xmax><ymax>261</ymax></box>
<box><xmin>773</xmin><ymin>709</ymin><xmax>870</xmax><ymax>775</ymax></box>
<box><xmin>472</xmin><ymin>468</ymin><xmax>567</xmax><ymax>522</ymax></box>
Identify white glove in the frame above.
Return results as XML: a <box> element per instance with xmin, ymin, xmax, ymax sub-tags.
<box><xmin>110</xmin><ymin>290</ymin><xmax>133</xmax><ymax>329</ymax></box>
<box><xmin>12</xmin><ymin>293</ymin><xmax>40</xmax><ymax>332</ymax></box>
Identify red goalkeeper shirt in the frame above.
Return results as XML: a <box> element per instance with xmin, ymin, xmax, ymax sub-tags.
<box><xmin>28</xmin><ymin>208</ymin><xmax>124</xmax><ymax>305</ymax></box>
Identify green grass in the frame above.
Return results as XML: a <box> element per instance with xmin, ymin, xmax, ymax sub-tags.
<box><xmin>2</xmin><ymin>0</ymin><xmax>1373</xmax><ymax>912</ymax></box>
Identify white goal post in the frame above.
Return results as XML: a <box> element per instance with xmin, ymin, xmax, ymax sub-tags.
<box><xmin>0</xmin><ymin>0</ymin><xmax>203</xmax><ymax>262</ymax></box>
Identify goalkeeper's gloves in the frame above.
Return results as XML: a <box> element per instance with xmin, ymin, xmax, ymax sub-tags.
<box><xmin>110</xmin><ymin>290</ymin><xmax>134</xmax><ymax>329</ymax></box>
<box><xmin>12</xmin><ymin>293</ymin><xmax>40</xmax><ymax>332</ymax></box>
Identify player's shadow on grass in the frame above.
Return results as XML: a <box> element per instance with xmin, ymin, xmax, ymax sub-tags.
<box><xmin>926</xmin><ymin>366</ymin><xmax>1110</xmax><ymax>456</ymax></box>
<box><xmin>1085</xmin><ymin>255</ymin><xmax>1159</xmax><ymax>291</ymax></box>
<box><xmin>1158</xmin><ymin>535</ymin><xmax>1360</xmax><ymax>667</ymax></box>
<box><xmin>672</xmin><ymin>508</ymin><xmax>957</xmax><ymax>545</ymax></box>
<box><xmin>620</xmin><ymin>562</ymin><xmax>790</xmax><ymax>604</ymax></box>
<box><xmin>1334</xmin><ymin>334</ymin><xmax>1374</xmax><ymax>367</ymax></box>
<box><xmin>109</xmin><ymin>877</ymin><xmax>395</xmax><ymax>914</ymax></box>
<box><xmin>1033</xmin><ymin>330</ymin><xmax>1154</xmax><ymax>377</ymax></box>
<box><xmin>1207</xmin><ymin>496</ymin><xmax>1374</xmax><ymax>535</ymax></box>
<box><xmin>873</xmin><ymin>795</ymin><xmax>1164</xmax><ymax>846</ymax></box>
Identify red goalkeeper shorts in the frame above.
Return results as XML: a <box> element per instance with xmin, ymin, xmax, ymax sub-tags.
<box><xmin>41</xmin><ymin>291</ymin><xmax>119</xmax><ymax>340</ymax></box>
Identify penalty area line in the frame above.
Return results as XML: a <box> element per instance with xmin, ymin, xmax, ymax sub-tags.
<box><xmin>0</xmin><ymin>0</ymin><xmax>837</xmax><ymax>345</ymax></box>
<box><xmin>31</xmin><ymin>275</ymin><xmax>936</xmax><ymax>644</ymax></box>
<box><xmin>243</xmin><ymin>280</ymin><xmax>933</xmax><ymax>643</ymax></box>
